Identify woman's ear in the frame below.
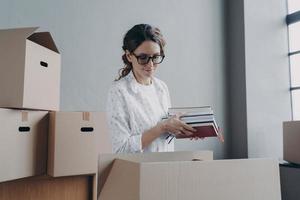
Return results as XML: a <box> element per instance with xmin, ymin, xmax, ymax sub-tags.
<box><xmin>125</xmin><ymin>50</ymin><xmax>132</xmax><ymax>63</ymax></box>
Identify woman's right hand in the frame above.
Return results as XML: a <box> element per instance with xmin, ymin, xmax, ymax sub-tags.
<box><xmin>159</xmin><ymin>114</ymin><xmax>196</xmax><ymax>137</ymax></box>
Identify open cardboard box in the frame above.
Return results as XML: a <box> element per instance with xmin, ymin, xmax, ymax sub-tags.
<box><xmin>99</xmin><ymin>156</ymin><xmax>281</xmax><ymax>200</ymax></box>
<box><xmin>0</xmin><ymin>27</ymin><xmax>61</xmax><ymax>110</ymax></box>
<box><xmin>0</xmin><ymin>108</ymin><xmax>48</xmax><ymax>183</ymax></box>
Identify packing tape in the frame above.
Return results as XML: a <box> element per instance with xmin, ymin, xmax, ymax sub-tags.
<box><xmin>21</xmin><ymin>111</ymin><xmax>28</xmax><ymax>122</ymax></box>
<box><xmin>82</xmin><ymin>112</ymin><xmax>90</xmax><ymax>121</ymax></box>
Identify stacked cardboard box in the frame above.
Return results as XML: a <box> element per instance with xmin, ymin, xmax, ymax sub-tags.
<box><xmin>0</xmin><ymin>27</ymin><xmax>61</xmax><ymax>110</ymax></box>
<box><xmin>48</xmin><ymin>111</ymin><xmax>112</xmax><ymax>200</ymax></box>
<box><xmin>0</xmin><ymin>27</ymin><xmax>60</xmax><ymax>183</ymax></box>
<box><xmin>0</xmin><ymin>27</ymin><xmax>112</xmax><ymax>200</ymax></box>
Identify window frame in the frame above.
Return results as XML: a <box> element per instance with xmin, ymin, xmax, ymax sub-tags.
<box><xmin>287</xmin><ymin>6</ymin><xmax>300</xmax><ymax>119</ymax></box>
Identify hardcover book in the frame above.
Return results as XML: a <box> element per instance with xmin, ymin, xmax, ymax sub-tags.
<box><xmin>165</xmin><ymin>106</ymin><xmax>224</xmax><ymax>142</ymax></box>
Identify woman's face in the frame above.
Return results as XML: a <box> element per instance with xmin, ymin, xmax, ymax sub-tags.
<box><xmin>126</xmin><ymin>40</ymin><xmax>161</xmax><ymax>85</ymax></box>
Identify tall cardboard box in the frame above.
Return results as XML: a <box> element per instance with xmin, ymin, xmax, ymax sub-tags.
<box><xmin>99</xmin><ymin>158</ymin><xmax>281</xmax><ymax>200</ymax></box>
<box><xmin>0</xmin><ymin>27</ymin><xmax>61</xmax><ymax>110</ymax></box>
<box><xmin>97</xmin><ymin>150</ymin><xmax>213</xmax><ymax>196</ymax></box>
<box><xmin>0</xmin><ymin>108</ymin><xmax>48</xmax><ymax>182</ymax></box>
<box><xmin>283</xmin><ymin>121</ymin><xmax>300</xmax><ymax>164</ymax></box>
<box><xmin>48</xmin><ymin>112</ymin><xmax>111</xmax><ymax>177</ymax></box>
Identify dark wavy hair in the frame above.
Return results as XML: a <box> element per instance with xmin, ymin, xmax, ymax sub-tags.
<box><xmin>115</xmin><ymin>24</ymin><xmax>166</xmax><ymax>81</ymax></box>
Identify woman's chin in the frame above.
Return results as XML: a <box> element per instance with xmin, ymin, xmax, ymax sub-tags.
<box><xmin>144</xmin><ymin>70</ymin><xmax>154</xmax><ymax>76</ymax></box>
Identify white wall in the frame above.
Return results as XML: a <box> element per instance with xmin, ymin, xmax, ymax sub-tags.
<box><xmin>227</xmin><ymin>0</ymin><xmax>292</xmax><ymax>159</ymax></box>
<box><xmin>1</xmin><ymin>0</ymin><xmax>227</xmax><ymax>158</ymax></box>
<box><xmin>244</xmin><ymin>0</ymin><xmax>291</xmax><ymax>159</ymax></box>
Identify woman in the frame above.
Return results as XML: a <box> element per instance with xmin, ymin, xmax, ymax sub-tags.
<box><xmin>106</xmin><ymin>24</ymin><xmax>196</xmax><ymax>153</ymax></box>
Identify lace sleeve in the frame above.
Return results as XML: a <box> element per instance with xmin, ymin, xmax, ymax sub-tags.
<box><xmin>106</xmin><ymin>86</ymin><xmax>142</xmax><ymax>153</ymax></box>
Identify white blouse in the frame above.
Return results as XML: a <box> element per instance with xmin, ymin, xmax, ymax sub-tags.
<box><xmin>106</xmin><ymin>71</ymin><xmax>174</xmax><ymax>153</ymax></box>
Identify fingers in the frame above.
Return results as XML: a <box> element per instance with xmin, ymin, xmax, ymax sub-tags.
<box><xmin>180</xmin><ymin>128</ymin><xmax>194</xmax><ymax>137</ymax></box>
<box><xmin>174</xmin><ymin>112</ymin><xmax>185</xmax><ymax>119</ymax></box>
<box><xmin>164</xmin><ymin>117</ymin><xmax>197</xmax><ymax>137</ymax></box>
<box><xmin>171</xmin><ymin>117</ymin><xmax>196</xmax><ymax>132</ymax></box>
<box><xmin>181</xmin><ymin>123</ymin><xmax>197</xmax><ymax>132</ymax></box>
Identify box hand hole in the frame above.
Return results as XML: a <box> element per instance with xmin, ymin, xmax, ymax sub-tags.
<box><xmin>80</xmin><ymin>127</ymin><xmax>94</xmax><ymax>133</ymax></box>
<box><xmin>18</xmin><ymin>126</ymin><xmax>30</xmax><ymax>132</ymax></box>
<box><xmin>40</xmin><ymin>61</ymin><xmax>48</xmax><ymax>67</ymax></box>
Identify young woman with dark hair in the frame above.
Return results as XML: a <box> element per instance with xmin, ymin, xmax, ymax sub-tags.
<box><xmin>106</xmin><ymin>24</ymin><xmax>196</xmax><ymax>153</ymax></box>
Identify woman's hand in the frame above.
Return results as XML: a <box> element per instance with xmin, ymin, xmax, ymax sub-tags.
<box><xmin>160</xmin><ymin>114</ymin><xmax>196</xmax><ymax>137</ymax></box>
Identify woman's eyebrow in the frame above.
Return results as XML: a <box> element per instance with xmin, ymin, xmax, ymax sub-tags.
<box><xmin>136</xmin><ymin>52</ymin><xmax>161</xmax><ymax>56</ymax></box>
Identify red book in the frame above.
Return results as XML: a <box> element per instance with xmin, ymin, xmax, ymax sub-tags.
<box><xmin>176</xmin><ymin>123</ymin><xmax>224</xmax><ymax>142</ymax></box>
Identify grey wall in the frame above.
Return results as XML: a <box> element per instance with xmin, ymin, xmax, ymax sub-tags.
<box><xmin>1</xmin><ymin>0</ymin><xmax>227</xmax><ymax>158</ymax></box>
<box><xmin>227</xmin><ymin>0</ymin><xmax>292</xmax><ymax>159</ymax></box>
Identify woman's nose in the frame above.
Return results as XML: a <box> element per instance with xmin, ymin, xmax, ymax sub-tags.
<box><xmin>146</xmin><ymin>59</ymin><xmax>154</xmax><ymax>67</ymax></box>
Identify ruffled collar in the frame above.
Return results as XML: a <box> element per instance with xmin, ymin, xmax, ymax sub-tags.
<box><xmin>124</xmin><ymin>71</ymin><xmax>164</xmax><ymax>96</ymax></box>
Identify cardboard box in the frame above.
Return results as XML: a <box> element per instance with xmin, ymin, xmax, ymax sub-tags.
<box><xmin>0</xmin><ymin>27</ymin><xmax>61</xmax><ymax>110</ymax></box>
<box><xmin>0</xmin><ymin>108</ymin><xmax>48</xmax><ymax>183</ymax></box>
<box><xmin>280</xmin><ymin>162</ymin><xmax>300</xmax><ymax>200</ymax></box>
<box><xmin>48</xmin><ymin>112</ymin><xmax>111</xmax><ymax>177</ymax></box>
<box><xmin>98</xmin><ymin>151</ymin><xmax>213</xmax><ymax>197</ymax></box>
<box><xmin>283</xmin><ymin>121</ymin><xmax>300</xmax><ymax>164</ymax></box>
<box><xmin>0</xmin><ymin>174</ymin><xmax>97</xmax><ymax>200</ymax></box>
<box><xmin>99</xmin><ymin>158</ymin><xmax>281</xmax><ymax>200</ymax></box>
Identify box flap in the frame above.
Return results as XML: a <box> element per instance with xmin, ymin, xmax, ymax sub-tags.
<box><xmin>99</xmin><ymin>159</ymin><xmax>140</xmax><ymax>200</ymax></box>
<box><xmin>27</xmin><ymin>32</ymin><xmax>59</xmax><ymax>53</ymax></box>
<box><xmin>0</xmin><ymin>27</ymin><xmax>38</xmax><ymax>40</ymax></box>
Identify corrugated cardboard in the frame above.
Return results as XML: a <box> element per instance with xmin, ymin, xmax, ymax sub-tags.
<box><xmin>0</xmin><ymin>27</ymin><xmax>61</xmax><ymax>111</ymax></box>
<box><xmin>280</xmin><ymin>162</ymin><xmax>300</xmax><ymax>200</ymax></box>
<box><xmin>95</xmin><ymin>112</ymin><xmax>112</xmax><ymax>155</ymax></box>
<box><xmin>0</xmin><ymin>174</ymin><xmax>97</xmax><ymax>200</ymax></box>
<box><xmin>283</xmin><ymin>121</ymin><xmax>300</xmax><ymax>164</ymax></box>
<box><xmin>97</xmin><ymin>151</ymin><xmax>213</xmax><ymax>197</ymax></box>
<box><xmin>0</xmin><ymin>108</ymin><xmax>48</xmax><ymax>182</ymax></box>
<box><xmin>48</xmin><ymin>112</ymin><xmax>111</xmax><ymax>177</ymax></box>
<box><xmin>99</xmin><ymin>158</ymin><xmax>281</xmax><ymax>200</ymax></box>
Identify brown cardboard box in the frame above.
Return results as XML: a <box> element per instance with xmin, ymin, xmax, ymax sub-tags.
<box><xmin>0</xmin><ymin>174</ymin><xmax>97</xmax><ymax>200</ymax></box>
<box><xmin>48</xmin><ymin>111</ymin><xmax>111</xmax><ymax>177</ymax></box>
<box><xmin>99</xmin><ymin>158</ymin><xmax>281</xmax><ymax>200</ymax></box>
<box><xmin>0</xmin><ymin>108</ymin><xmax>48</xmax><ymax>183</ymax></box>
<box><xmin>283</xmin><ymin>121</ymin><xmax>300</xmax><ymax>164</ymax></box>
<box><xmin>97</xmin><ymin>151</ymin><xmax>213</xmax><ymax>197</ymax></box>
<box><xmin>0</xmin><ymin>27</ymin><xmax>61</xmax><ymax>111</ymax></box>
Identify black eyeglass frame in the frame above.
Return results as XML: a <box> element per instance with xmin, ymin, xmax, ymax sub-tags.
<box><xmin>131</xmin><ymin>52</ymin><xmax>165</xmax><ymax>65</ymax></box>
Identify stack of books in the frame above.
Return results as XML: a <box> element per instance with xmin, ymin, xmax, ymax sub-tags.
<box><xmin>164</xmin><ymin>106</ymin><xmax>223</xmax><ymax>142</ymax></box>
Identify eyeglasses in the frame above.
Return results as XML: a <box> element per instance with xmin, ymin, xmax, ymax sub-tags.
<box><xmin>131</xmin><ymin>52</ymin><xmax>165</xmax><ymax>65</ymax></box>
